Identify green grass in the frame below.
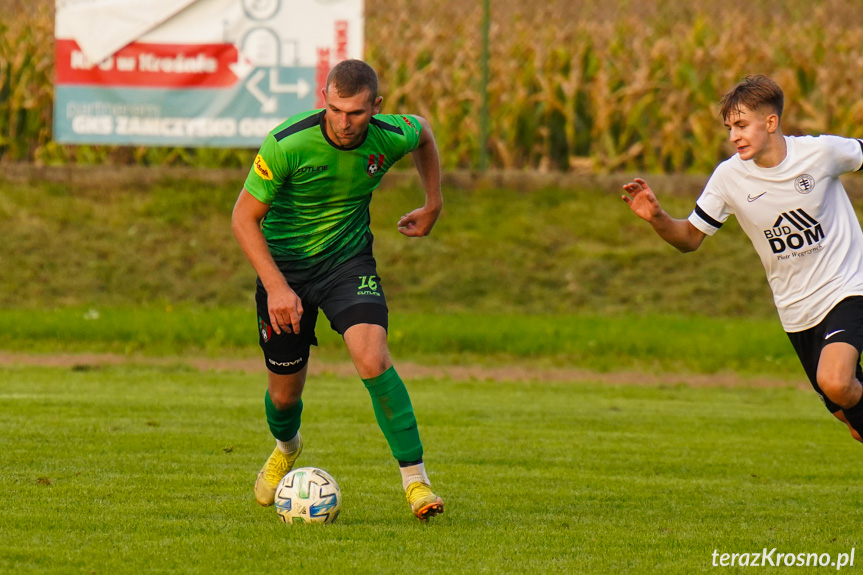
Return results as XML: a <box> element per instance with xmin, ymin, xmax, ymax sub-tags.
<box><xmin>2</xmin><ymin>364</ymin><xmax>860</xmax><ymax>574</ymax></box>
<box><xmin>0</xmin><ymin>307</ymin><xmax>799</xmax><ymax>376</ymax></box>
<box><xmin>3</xmin><ymin>167</ymin><xmax>860</xmax><ymax>572</ymax></box>
<box><xmin>0</xmin><ymin>168</ymin><xmax>782</xmax><ymax>318</ymax></box>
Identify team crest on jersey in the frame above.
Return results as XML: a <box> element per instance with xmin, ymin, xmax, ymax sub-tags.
<box><xmin>794</xmin><ymin>174</ymin><xmax>815</xmax><ymax>194</ymax></box>
<box><xmin>258</xmin><ymin>316</ymin><xmax>272</xmax><ymax>343</ymax></box>
<box><xmin>254</xmin><ymin>155</ymin><xmax>273</xmax><ymax>181</ymax></box>
<box><xmin>367</xmin><ymin>153</ymin><xmax>385</xmax><ymax>177</ymax></box>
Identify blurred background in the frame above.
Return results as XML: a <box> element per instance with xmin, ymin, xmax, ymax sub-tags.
<box><xmin>3</xmin><ymin>0</ymin><xmax>863</xmax><ymax>362</ymax></box>
<box><xmin>6</xmin><ymin>6</ymin><xmax>863</xmax><ymax>570</ymax></box>
<box><xmin>4</xmin><ymin>0</ymin><xmax>863</xmax><ymax>172</ymax></box>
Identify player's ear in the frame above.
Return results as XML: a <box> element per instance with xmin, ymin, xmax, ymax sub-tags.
<box><xmin>766</xmin><ymin>113</ymin><xmax>780</xmax><ymax>133</ymax></box>
<box><xmin>372</xmin><ymin>96</ymin><xmax>383</xmax><ymax>115</ymax></box>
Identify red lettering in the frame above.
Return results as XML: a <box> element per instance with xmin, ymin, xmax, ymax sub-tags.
<box><xmin>335</xmin><ymin>21</ymin><xmax>349</xmax><ymax>61</ymax></box>
<box><xmin>316</xmin><ymin>48</ymin><xmax>331</xmax><ymax>108</ymax></box>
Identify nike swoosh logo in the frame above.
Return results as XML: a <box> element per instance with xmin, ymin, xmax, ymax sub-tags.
<box><xmin>747</xmin><ymin>192</ymin><xmax>767</xmax><ymax>202</ymax></box>
<box><xmin>825</xmin><ymin>330</ymin><xmax>846</xmax><ymax>340</ymax></box>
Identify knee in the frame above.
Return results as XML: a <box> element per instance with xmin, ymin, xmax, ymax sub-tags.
<box><xmin>269</xmin><ymin>388</ymin><xmax>301</xmax><ymax>410</ymax></box>
<box><xmin>268</xmin><ymin>373</ymin><xmax>305</xmax><ymax>410</ymax></box>
<box><xmin>355</xmin><ymin>355</ymin><xmax>392</xmax><ymax>380</ymax></box>
<box><xmin>350</xmin><ymin>341</ymin><xmax>392</xmax><ymax>379</ymax></box>
<box><xmin>817</xmin><ymin>373</ymin><xmax>860</xmax><ymax>409</ymax></box>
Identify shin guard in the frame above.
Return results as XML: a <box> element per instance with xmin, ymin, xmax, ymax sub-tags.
<box><xmin>362</xmin><ymin>366</ymin><xmax>423</xmax><ymax>462</ymax></box>
<box><xmin>264</xmin><ymin>390</ymin><xmax>302</xmax><ymax>442</ymax></box>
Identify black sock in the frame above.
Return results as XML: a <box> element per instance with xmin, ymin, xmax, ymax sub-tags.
<box><xmin>842</xmin><ymin>398</ymin><xmax>863</xmax><ymax>434</ymax></box>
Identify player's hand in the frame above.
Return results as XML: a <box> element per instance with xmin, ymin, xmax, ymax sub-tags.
<box><xmin>622</xmin><ymin>178</ymin><xmax>663</xmax><ymax>223</ymax></box>
<box><xmin>397</xmin><ymin>205</ymin><xmax>440</xmax><ymax>237</ymax></box>
<box><xmin>267</xmin><ymin>284</ymin><xmax>303</xmax><ymax>335</ymax></box>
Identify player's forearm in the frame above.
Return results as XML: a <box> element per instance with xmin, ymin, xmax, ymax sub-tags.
<box><xmin>419</xmin><ymin>170</ymin><xmax>443</xmax><ymax>212</ymax></box>
<box><xmin>414</xmin><ymin>159</ymin><xmax>442</xmax><ymax>214</ymax></box>
<box><xmin>649</xmin><ymin>211</ymin><xmax>703</xmax><ymax>253</ymax></box>
<box><xmin>413</xmin><ymin>120</ymin><xmax>443</xmax><ymax>211</ymax></box>
<box><xmin>232</xmin><ymin>219</ymin><xmax>289</xmax><ymax>292</ymax></box>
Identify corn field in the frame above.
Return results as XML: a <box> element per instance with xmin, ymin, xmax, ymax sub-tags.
<box><xmin>3</xmin><ymin>0</ymin><xmax>863</xmax><ymax>172</ymax></box>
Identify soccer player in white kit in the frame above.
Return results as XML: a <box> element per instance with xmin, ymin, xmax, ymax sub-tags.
<box><xmin>622</xmin><ymin>74</ymin><xmax>863</xmax><ymax>442</ymax></box>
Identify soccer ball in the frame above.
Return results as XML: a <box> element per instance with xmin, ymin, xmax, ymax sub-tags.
<box><xmin>274</xmin><ymin>467</ymin><xmax>342</xmax><ymax>524</ymax></box>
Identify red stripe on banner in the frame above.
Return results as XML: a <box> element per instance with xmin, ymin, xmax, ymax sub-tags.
<box><xmin>55</xmin><ymin>39</ymin><xmax>240</xmax><ymax>88</ymax></box>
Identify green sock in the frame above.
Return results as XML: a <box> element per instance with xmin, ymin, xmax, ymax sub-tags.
<box><xmin>362</xmin><ymin>366</ymin><xmax>423</xmax><ymax>462</ymax></box>
<box><xmin>264</xmin><ymin>390</ymin><xmax>302</xmax><ymax>442</ymax></box>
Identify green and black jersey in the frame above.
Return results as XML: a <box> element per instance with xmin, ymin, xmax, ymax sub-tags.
<box><xmin>243</xmin><ymin>109</ymin><xmax>423</xmax><ymax>278</ymax></box>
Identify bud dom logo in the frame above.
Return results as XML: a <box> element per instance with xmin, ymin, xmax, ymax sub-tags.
<box><xmin>763</xmin><ymin>209</ymin><xmax>824</xmax><ymax>253</ymax></box>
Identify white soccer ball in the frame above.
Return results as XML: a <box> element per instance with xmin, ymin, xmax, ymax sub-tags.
<box><xmin>274</xmin><ymin>467</ymin><xmax>342</xmax><ymax>524</ymax></box>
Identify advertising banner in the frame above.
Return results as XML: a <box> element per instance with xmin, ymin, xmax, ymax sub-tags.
<box><xmin>54</xmin><ymin>0</ymin><xmax>363</xmax><ymax>147</ymax></box>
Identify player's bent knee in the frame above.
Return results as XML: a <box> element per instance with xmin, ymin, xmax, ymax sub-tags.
<box><xmin>354</xmin><ymin>356</ymin><xmax>392</xmax><ymax>379</ymax></box>
<box><xmin>268</xmin><ymin>387</ymin><xmax>302</xmax><ymax>410</ymax></box>
<box><xmin>266</xmin><ymin>364</ymin><xmax>307</xmax><ymax>409</ymax></box>
<box><xmin>817</xmin><ymin>374</ymin><xmax>858</xmax><ymax>408</ymax></box>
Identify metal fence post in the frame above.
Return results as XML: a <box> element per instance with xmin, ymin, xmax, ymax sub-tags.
<box><xmin>479</xmin><ymin>0</ymin><xmax>490</xmax><ymax>171</ymax></box>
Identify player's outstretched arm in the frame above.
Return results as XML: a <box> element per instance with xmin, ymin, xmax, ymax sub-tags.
<box><xmin>621</xmin><ymin>177</ymin><xmax>705</xmax><ymax>253</ymax></box>
<box><xmin>398</xmin><ymin>116</ymin><xmax>442</xmax><ymax>237</ymax></box>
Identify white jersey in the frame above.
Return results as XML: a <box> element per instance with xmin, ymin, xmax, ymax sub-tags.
<box><xmin>688</xmin><ymin>135</ymin><xmax>863</xmax><ymax>332</ymax></box>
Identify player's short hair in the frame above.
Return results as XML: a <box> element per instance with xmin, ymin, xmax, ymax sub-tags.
<box><xmin>719</xmin><ymin>74</ymin><xmax>784</xmax><ymax>122</ymax></box>
<box><xmin>326</xmin><ymin>59</ymin><xmax>378</xmax><ymax>102</ymax></box>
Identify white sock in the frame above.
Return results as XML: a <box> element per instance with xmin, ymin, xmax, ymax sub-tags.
<box><xmin>400</xmin><ymin>462</ymin><xmax>431</xmax><ymax>491</ymax></box>
<box><xmin>276</xmin><ymin>433</ymin><xmax>301</xmax><ymax>454</ymax></box>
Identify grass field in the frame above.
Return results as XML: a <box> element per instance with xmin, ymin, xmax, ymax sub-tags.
<box><xmin>0</xmin><ymin>167</ymin><xmax>784</xmax><ymax>318</ymax></box>
<box><xmin>6</xmin><ymin>0</ymin><xmax>863</xmax><ymax>568</ymax></box>
<box><xmin>2</xmin><ymin>362</ymin><xmax>860</xmax><ymax>574</ymax></box>
<box><xmin>4</xmin><ymin>167</ymin><xmax>863</xmax><ymax>572</ymax></box>
<box><xmin>0</xmin><ymin>307</ymin><xmax>799</xmax><ymax>377</ymax></box>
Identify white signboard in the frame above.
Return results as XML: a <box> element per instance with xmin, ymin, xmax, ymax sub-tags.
<box><xmin>54</xmin><ymin>0</ymin><xmax>364</xmax><ymax>146</ymax></box>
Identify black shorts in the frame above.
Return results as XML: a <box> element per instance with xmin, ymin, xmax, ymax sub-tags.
<box><xmin>787</xmin><ymin>296</ymin><xmax>863</xmax><ymax>413</ymax></box>
<box><xmin>255</xmin><ymin>252</ymin><xmax>389</xmax><ymax>374</ymax></box>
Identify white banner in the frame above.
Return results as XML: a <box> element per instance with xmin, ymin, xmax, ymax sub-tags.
<box><xmin>54</xmin><ymin>0</ymin><xmax>364</xmax><ymax>146</ymax></box>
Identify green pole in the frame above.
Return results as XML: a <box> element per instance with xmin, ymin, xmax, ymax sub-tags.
<box><xmin>479</xmin><ymin>0</ymin><xmax>490</xmax><ymax>171</ymax></box>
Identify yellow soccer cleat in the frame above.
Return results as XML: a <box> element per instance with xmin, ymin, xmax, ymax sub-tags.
<box><xmin>406</xmin><ymin>481</ymin><xmax>444</xmax><ymax>521</ymax></box>
<box><xmin>254</xmin><ymin>435</ymin><xmax>303</xmax><ymax>506</ymax></box>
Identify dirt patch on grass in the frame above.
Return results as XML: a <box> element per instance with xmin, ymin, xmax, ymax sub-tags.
<box><xmin>0</xmin><ymin>350</ymin><xmax>807</xmax><ymax>390</ymax></box>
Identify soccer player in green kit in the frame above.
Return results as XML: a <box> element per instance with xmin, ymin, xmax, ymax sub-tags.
<box><xmin>232</xmin><ymin>59</ymin><xmax>444</xmax><ymax>520</ymax></box>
